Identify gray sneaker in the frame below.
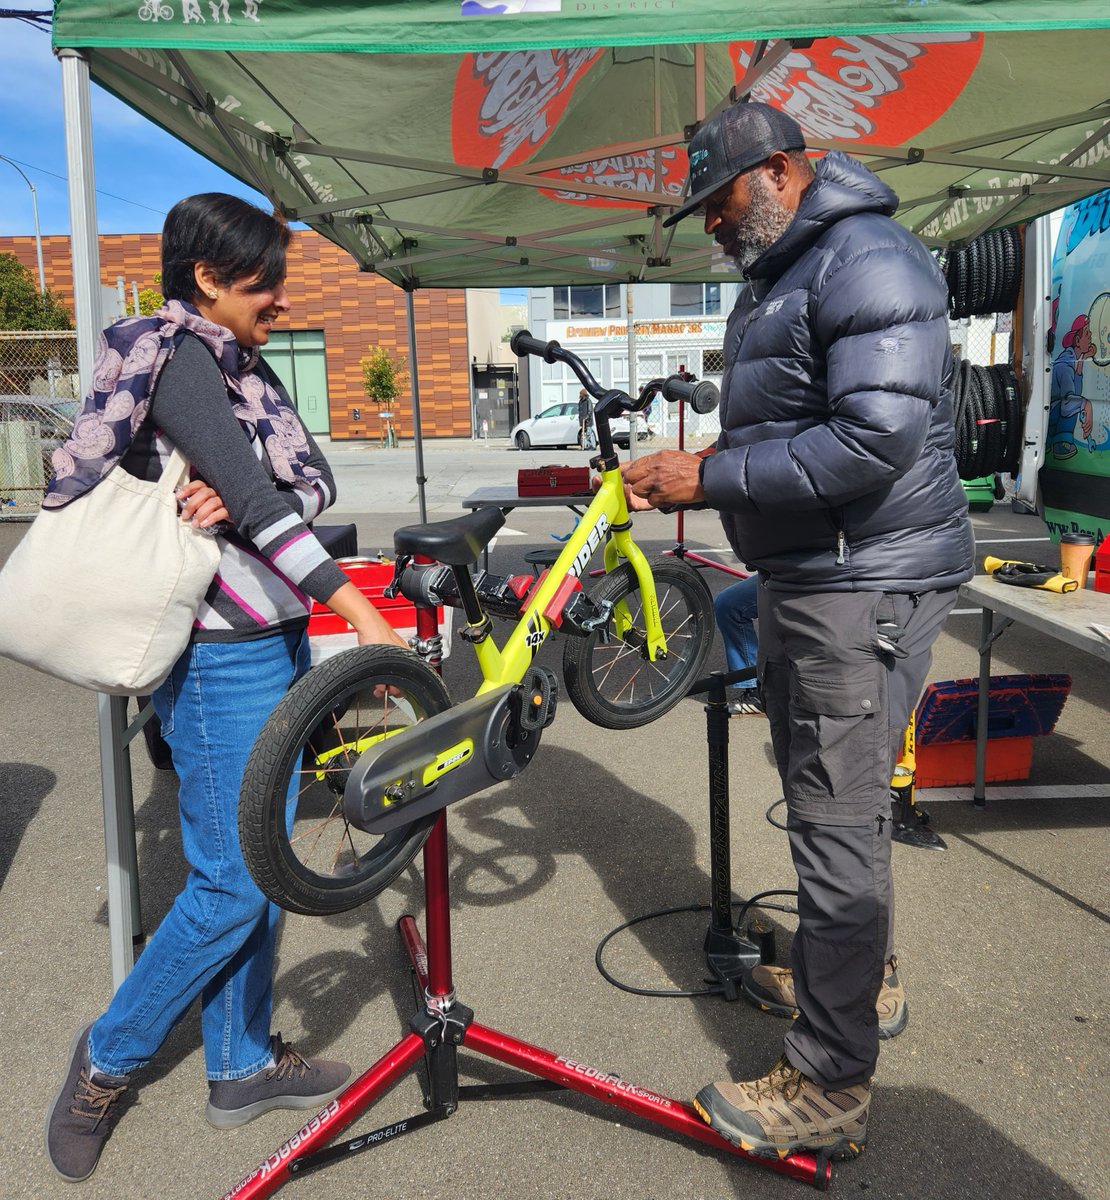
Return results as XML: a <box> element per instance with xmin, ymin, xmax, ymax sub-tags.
<box><xmin>45</xmin><ymin>1024</ymin><xmax>131</xmax><ymax>1182</ymax></box>
<box><xmin>742</xmin><ymin>956</ymin><xmax>908</xmax><ymax>1040</ymax></box>
<box><xmin>206</xmin><ymin>1034</ymin><xmax>351</xmax><ymax>1129</ymax></box>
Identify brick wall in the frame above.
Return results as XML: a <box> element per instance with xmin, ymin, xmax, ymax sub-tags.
<box><xmin>0</xmin><ymin>229</ymin><xmax>472</xmax><ymax>440</ymax></box>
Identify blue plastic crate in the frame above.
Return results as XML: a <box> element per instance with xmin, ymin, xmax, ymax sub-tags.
<box><xmin>915</xmin><ymin>674</ymin><xmax>1071</xmax><ymax>745</ymax></box>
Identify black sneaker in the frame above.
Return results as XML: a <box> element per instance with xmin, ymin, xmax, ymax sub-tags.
<box><xmin>45</xmin><ymin>1024</ymin><xmax>131</xmax><ymax>1182</ymax></box>
<box><xmin>206</xmin><ymin>1034</ymin><xmax>351</xmax><ymax>1129</ymax></box>
<box><xmin>726</xmin><ymin>688</ymin><xmax>766</xmax><ymax>716</ymax></box>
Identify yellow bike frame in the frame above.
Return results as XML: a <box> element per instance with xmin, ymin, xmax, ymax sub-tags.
<box><xmin>472</xmin><ymin>460</ymin><xmax>665</xmax><ymax>695</ymax></box>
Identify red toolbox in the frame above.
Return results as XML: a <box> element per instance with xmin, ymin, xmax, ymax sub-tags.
<box><xmin>913</xmin><ymin>673</ymin><xmax>1070</xmax><ymax>788</ymax></box>
<box><xmin>915</xmin><ymin>736</ymin><xmax>1034</xmax><ymax>789</ymax></box>
<box><xmin>517</xmin><ymin>465</ymin><xmax>591</xmax><ymax>496</ymax></box>
<box><xmin>307</xmin><ymin>557</ymin><xmax>445</xmax><ymax>638</ymax></box>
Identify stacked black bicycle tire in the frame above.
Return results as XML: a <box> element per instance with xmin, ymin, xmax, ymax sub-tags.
<box><xmin>944</xmin><ymin>227</ymin><xmax>1023</xmax><ymax>319</ymax></box>
<box><xmin>939</xmin><ymin>226</ymin><xmax>1024</xmax><ymax>479</ymax></box>
<box><xmin>951</xmin><ymin>359</ymin><xmax>1023</xmax><ymax>479</ymax></box>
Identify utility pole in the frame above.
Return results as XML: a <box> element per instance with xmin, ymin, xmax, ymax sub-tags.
<box><xmin>626</xmin><ymin>282</ymin><xmax>638</xmax><ymax>461</ymax></box>
<box><xmin>0</xmin><ymin>153</ymin><xmax>47</xmax><ymax>295</ymax></box>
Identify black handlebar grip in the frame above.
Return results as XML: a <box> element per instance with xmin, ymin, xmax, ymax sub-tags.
<box><xmin>510</xmin><ymin>329</ymin><xmax>560</xmax><ymax>363</ymax></box>
<box><xmin>687</xmin><ymin>379</ymin><xmax>720</xmax><ymax>414</ymax></box>
<box><xmin>662</xmin><ymin>375</ymin><xmax>720</xmax><ymax>414</ymax></box>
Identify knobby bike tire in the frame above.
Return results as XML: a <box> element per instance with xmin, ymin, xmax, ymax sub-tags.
<box><xmin>239</xmin><ymin>645</ymin><xmax>452</xmax><ymax>916</ymax></box>
<box><xmin>562</xmin><ymin>556</ymin><xmax>714</xmax><ymax>730</ymax></box>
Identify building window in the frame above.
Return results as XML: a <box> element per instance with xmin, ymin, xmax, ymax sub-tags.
<box><xmin>703</xmin><ymin>349</ymin><xmax>725</xmax><ymax>373</ymax></box>
<box><xmin>670</xmin><ymin>283</ymin><xmax>721</xmax><ymax>317</ymax></box>
<box><xmin>553</xmin><ymin>284</ymin><xmax>622</xmax><ymax>319</ymax></box>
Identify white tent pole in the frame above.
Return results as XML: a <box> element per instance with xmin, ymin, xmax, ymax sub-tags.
<box><xmin>59</xmin><ymin>49</ymin><xmax>102</xmax><ymax>393</ymax></box>
<box><xmin>405</xmin><ymin>289</ymin><xmax>428</xmax><ymax>523</ymax></box>
<box><xmin>60</xmin><ymin>47</ymin><xmax>138</xmax><ymax>993</ymax></box>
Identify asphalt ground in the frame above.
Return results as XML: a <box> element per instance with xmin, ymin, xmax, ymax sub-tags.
<box><xmin>1</xmin><ymin>439</ymin><xmax>1107</xmax><ymax>1200</ymax></box>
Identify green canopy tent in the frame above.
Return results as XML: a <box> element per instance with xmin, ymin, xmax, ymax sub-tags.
<box><xmin>51</xmin><ymin>1</ymin><xmax>1110</xmax><ymax>292</ymax></box>
<box><xmin>47</xmin><ymin>1</ymin><xmax>1110</xmax><ymax>986</ymax></box>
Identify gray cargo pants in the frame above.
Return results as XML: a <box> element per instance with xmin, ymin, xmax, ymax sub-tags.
<box><xmin>757</xmin><ymin>585</ymin><xmax>958</xmax><ymax>1089</ymax></box>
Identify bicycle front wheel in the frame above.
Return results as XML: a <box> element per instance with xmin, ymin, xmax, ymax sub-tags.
<box><xmin>239</xmin><ymin>645</ymin><xmax>451</xmax><ymax>915</ymax></box>
<box><xmin>562</xmin><ymin>556</ymin><xmax>714</xmax><ymax>730</ymax></box>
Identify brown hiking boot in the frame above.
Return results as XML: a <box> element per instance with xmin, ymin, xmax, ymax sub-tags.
<box><xmin>206</xmin><ymin>1033</ymin><xmax>351</xmax><ymax>1129</ymax></box>
<box><xmin>741</xmin><ymin>955</ymin><xmax>908</xmax><ymax>1039</ymax></box>
<box><xmin>694</xmin><ymin>1056</ymin><xmax>869</xmax><ymax>1160</ymax></box>
<box><xmin>45</xmin><ymin>1024</ymin><xmax>131</xmax><ymax>1182</ymax></box>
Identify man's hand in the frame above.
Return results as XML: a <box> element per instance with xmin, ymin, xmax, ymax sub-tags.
<box><xmin>621</xmin><ymin>450</ymin><xmax>705</xmax><ymax>509</ymax></box>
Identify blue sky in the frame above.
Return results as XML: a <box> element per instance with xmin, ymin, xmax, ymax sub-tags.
<box><xmin>0</xmin><ymin>13</ymin><xmax>272</xmax><ymax>239</ymax></box>
<box><xmin>0</xmin><ymin>12</ymin><xmax>529</xmax><ymax>307</ymax></box>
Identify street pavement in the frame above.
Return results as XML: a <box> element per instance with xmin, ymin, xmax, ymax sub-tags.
<box><xmin>0</xmin><ymin>439</ymin><xmax>1106</xmax><ymax>1200</ymax></box>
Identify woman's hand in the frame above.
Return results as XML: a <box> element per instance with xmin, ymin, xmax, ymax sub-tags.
<box><xmin>325</xmin><ymin>580</ymin><xmax>410</xmax><ymax>650</ymax></box>
<box><xmin>176</xmin><ymin>478</ymin><xmax>231</xmax><ymax>532</ymax></box>
<box><xmin>355</xmin><ymin>615</ymin><xmax>410</xmax><ymax>652</ymax></box>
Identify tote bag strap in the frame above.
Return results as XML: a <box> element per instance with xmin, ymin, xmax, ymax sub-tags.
<box><xmin>157</xmin><ymin>445</ymin><xmax>193</xmax><ymax>497</ymax></box>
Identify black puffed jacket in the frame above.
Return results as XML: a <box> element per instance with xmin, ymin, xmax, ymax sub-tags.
<box><xmin>699</xmin><ymin>151</ymin><xmax>974</xmax><ymax>594</ymax></box>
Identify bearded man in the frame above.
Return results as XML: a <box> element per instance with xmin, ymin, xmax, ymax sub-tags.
<box><xmin>624</xmin><ymin>102</ymin><xmax>973</xmax><ymax>1162</ymax></box>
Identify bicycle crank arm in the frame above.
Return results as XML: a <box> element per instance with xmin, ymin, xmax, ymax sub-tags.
<box><xmin>343</xmin><ymin>684</ymin><xmax>543</xmax><ymax>834</ymax></box>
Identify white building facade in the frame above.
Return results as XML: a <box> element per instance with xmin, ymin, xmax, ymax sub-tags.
<box><xmin>522</xmin><ymin>278</ymin><xmax>744</xmax><ymax>442</ymax></box>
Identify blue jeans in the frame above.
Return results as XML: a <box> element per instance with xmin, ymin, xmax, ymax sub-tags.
<box><xmin>88</xmin><ymin>628</ymin><xmax>310</xmax><ymax>1081</ymax></box>
<box><xmin>713</xmin><ymin>574</ymin><xmax>759</xmax><ymax>674</ymax></box>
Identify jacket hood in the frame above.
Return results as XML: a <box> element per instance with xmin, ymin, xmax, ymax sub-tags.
<box><xmin>749</xmin><ymin>151</ymin><xmax>899</xmax><ymax>281</ymax></box>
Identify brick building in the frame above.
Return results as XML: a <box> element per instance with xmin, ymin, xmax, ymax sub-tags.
<box><xmin>0</xmin><ymin>229</ymin><xmax>472</xmax><ymax>441</ymax></box>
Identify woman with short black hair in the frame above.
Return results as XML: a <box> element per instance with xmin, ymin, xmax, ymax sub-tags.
<box><xmin>45</xmin><ymin>193</ymin><xmax>404</xmax><ymax>1183</ymax></box>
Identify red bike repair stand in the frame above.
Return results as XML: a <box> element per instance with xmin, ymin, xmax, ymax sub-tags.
<box><xmin>663</xmin><ymin>377</ymin><xmax>746</xmax><ymax>578</ymax></box>
<box><xmin>220</xmin><ymin>623</ymin><xmax>830</xmax><ymax>1200</ymax></box>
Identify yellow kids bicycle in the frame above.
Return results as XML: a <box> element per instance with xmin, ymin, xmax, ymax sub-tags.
<box><xmin>238</xmin><ymin>332</ymin><xmax>718</xmax><ymax>916</ymax></box>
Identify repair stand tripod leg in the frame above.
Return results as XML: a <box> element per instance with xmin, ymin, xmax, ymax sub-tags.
<box><xmin>220</xmin><ymin>804</ymin><xmax>829</xmax><ymax>1198</ymax></box>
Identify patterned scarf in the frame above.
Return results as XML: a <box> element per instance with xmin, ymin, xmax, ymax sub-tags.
<box><xmin>43</xmin><ymin>299</ymin><xmax>320</xmax><ymax>508</ymax></box>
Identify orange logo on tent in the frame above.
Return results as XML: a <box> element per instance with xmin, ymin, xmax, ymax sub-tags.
<box><xmin>728</xmin><ymin>33</ymin><xmax>982</xmax><ymax>147</ymax></box>
<box><xmin>451</xmin><ymin>34</ymin><xmax>983</xmax><ymax>212</ymax></box>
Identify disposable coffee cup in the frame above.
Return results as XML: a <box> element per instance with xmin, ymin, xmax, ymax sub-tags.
<box><xmin>1060</xmin><ymin>533</ymin><xmax>1096</xmax><ymax>589</ymax></box>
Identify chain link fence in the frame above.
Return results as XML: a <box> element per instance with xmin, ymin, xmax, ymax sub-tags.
<box><xmin>626</xmin><ymin>323</ymin><xmax>723</xmax><ymax>450</ymax></box>
<box><xmin>951</xmin><ymin>313</ymin><xmax>1012</xmax><ymax>369</ymax></box>
<box><xmin>0</xmin><ymin>331</ymin><xmax>80</xmax><ymax>520</ymax></box>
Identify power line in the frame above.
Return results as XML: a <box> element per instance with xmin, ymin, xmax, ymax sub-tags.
<box><xmin>0</xmin><ymin>153</ymin><xmax>171</xmax><ymax>218</ymax></box>
<box><xmin>0</xmin><ymin>8</ymin><xmax>52</xmax><ymax>31</ymax></box>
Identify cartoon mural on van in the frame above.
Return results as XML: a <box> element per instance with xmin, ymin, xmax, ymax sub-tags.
<box><xmin>1044</xmin><ymin>193</ymin><xmax>1110</xmax><ymax>541</ymax></box>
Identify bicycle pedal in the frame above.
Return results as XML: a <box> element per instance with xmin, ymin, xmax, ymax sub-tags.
<box><xmin>518</xmin><ymin>667</ymin><xmax>558</xmax><ymax>732</ymax></box>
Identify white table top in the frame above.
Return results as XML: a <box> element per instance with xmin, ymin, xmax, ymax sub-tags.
<box><xmin>959</xmin><ymin>575</ymin><xmax>1110</xmax><ymax>662</ymax></box>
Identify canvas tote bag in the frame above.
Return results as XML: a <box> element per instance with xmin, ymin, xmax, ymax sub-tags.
<box><xmin>0</xmin><ymin>447</ymin><xmax>220</xmax><ymax>695</ymax></box>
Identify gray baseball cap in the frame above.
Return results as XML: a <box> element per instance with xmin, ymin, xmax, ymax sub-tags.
<box><xmin>662</xmin><ymin>101</ymin><xmax>806</xmax><ymax>228</ymax></box>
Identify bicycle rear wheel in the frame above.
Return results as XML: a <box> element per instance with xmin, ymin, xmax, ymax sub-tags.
<box><xmin>562</xmin><ymin>556</ymin><xmax>714</xmax><ymax>729</ymax></box>
<box><xmin>239</xmin><ymin>645</ymin><xmax>451</xmax><ymax>915</ymax></box>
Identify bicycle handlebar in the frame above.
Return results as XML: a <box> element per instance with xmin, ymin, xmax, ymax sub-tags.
<box><xmin>511</xmin><ymin>329</ymin><xmax>608</xmax><ymax>399</ymax></box>
<box><xmin>511</xmin><ymin>329</ymin><xmax>719</xmax><ymax>417</ymax></box>
<box><xmin>509</xmin><ymin>329</ymin><xmax>558</xmax><ymax>363</ymax></box>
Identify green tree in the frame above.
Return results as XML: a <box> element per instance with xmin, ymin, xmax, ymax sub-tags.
<box><xmin>360</xmin><ymin>344</ymin><xmax>407</xmax><ymax>446</ymax></box>
<box><xmin>0</xmin><ymin>252</ymin><xmax>72</xmax><ymax>330</ymax></box>
<box><xmin>136</xmin><ymin>272</ymin><xmax>164</xmax><ymax>316</ymax></box>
